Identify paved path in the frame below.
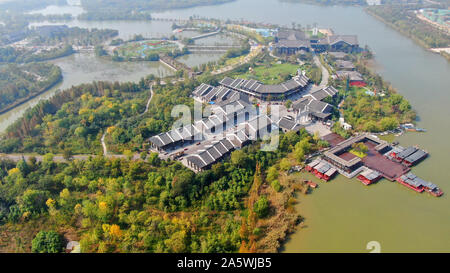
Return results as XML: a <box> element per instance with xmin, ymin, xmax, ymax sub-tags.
<box><xmin>311</xmin><ymin>54</ymin><xmax>329</xmax><ymax>92</ymax></box>
<box><xmin>0</xmin><ymin>153</ymin><xmax>139</xmax><ymax>163</ymax></box>
<box><xmin>212</xmin><ymin>40</ymin><xmax>263</xmax><ymax>75</ymax></box>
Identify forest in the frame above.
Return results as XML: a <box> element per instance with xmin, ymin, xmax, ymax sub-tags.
<box><xmin>0</xmin><ymin>79</ymin><xmax>153</xmax><ymax>155</ymax></box>
<box><xmin>0</xmin><ymin>45</ymin><xmax>74</xmax><ymax>64</ymax></box>
<box><xmin>29</xmin><ymin>27</ymin><xmax>118</xmax><ymax>47</ymax></box>
<box><xmin>78</xmin><ymin>0</ymin><xmax>235</xmax><ymax>20</ymax></box>
<box><xmin>0</xmin><ymin>62</ymin><xmax>62</xmax><ymax>113</ymax></box>
<box><xmin>0</xmin><ymin>123</ymin><xmax>323</xmax><ymax>252</ymax></box>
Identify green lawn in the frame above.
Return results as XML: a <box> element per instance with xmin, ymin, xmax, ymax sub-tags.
<box><xmin>349</xmin><ymin>149</ymin><xmax>367</xmax><ymax>158</ymax></box>
<box><xmin>116</xmin><ymin>40</ymin><xmax>177</xmax><ymax>59</ymax></box>
<box><xmin>233</xmin><ymin>62</ymin><xmax>299</xmax><ymax>84</ymax></box>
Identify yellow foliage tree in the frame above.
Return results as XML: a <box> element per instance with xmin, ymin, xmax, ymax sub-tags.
<box><xmin>60</xmin><ymin>188</ymin><xmax>70</xmax><ymax>199</ymax></box>
<box><xmin>99</xmin><ymin>201</ymin><xmax>108</xmax><ymax>211</ymax></box>
<box><xmin>74</xmin><ymin>204</ymin><xmax>82</xmax><ymax>215</ymax></box>
<box><xmin>102</xmin><ymin>224</ymin><xmax>110</xmax><ymax>234</ymax></box>
<box><xmin>8</xmin><ymin>168</ymin><xmax>20</xmax><ymax>176</ymax></box>
<box><xmin>239</xmin><ymin>241</ymin><xmax>249</xmax><ymax>253</ymax></box>
<box><xmin>46</xmin><ymin>198</ymin><xmax>56</xmax><ymax>208</ymax></box>
<box><xmin>109</xmin><ymin>224</ymin><xmax>122</xmax><ymax>238</ymax></box>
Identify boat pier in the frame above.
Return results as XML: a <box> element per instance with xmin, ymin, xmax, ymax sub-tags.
<box><xmin>306</xmin><ymin>133</ymin><xmax>443</xmax><ymax>197</ymax></box>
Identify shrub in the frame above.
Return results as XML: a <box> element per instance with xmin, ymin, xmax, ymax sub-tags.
<box><xmin>271</xmin><ymin>180</ymin><xmax>281</xmax><ymax>192</ymax></box>
<box><xmin>253</xmin><ymin>196</ymin><xmax>269</xmax><ymax>218</ymax></box>
<box><xmin>31</xmin><ymin>230</ymin><xmax>64</xmax><ymax>253</ymax></box>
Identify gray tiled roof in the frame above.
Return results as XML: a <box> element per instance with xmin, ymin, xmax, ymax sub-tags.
<box><xmin>246</xmin><ymin>115</ymin><xmax>273</xmax><ymax>133</ymax></box>
<box><xmin>397</xmin><ymin>146</ymin><xmax>418</xmax><ymax>160</ymax></box>
<box><xmin>319</xmin><ymin>35</ymin><xmax>358</xmax><ymax>46</ymax></box>
<box><xmin>328</xmin><ymin>52</ymin><xmax>347</xmax><ymax>59</ymax></box>
<box><xmin>278</xmin><ymin>117</ymin><xmax>303</xmax><ymax>132</ymax></box>
<box><xmin>401</xmin><ymin>172</ymin><xmax>437</xmax><ymax>190</ymax></box>
<box><xmin>220</xmin><ymin>75</ymin><xmax>309</xmax><ymax>96</ymax></box>
<box><xmin>275</xmin><ymin>39</ymin><xmax>311</xmax><ymax>49</ymax></box>
<box><xmin>307</xmin><ymin>159</ymin><xmax>321</xmax><ymax>168</ymax></box>
<box><xmin>336</xmin><ymin>71</ymin><xmax>364</xmax><ymax>81</ymax></box>
<box><xmin>336</xmin><ymin>60</ymin><xmax>355</xmax><ymax>69</ymax></box>
<box><xmin>404</xmin><ymin>149</ymin><xmax>427</xmax><ymax>164</ymax></box>
<box><xmin>360</xmin><ymin>169</ymin><xmax>380</xmax><ymax>180</ymax></box>
<box><xmin>323</xmin><ymin>134</ymin><xmax>387</xmax><ymax>168</ymax></box>
<box><xmin>276</xmin><ymin>29</ymin><xmax>307</xmax><ymax>41</ymax></box>
<box><xmin>193</xmin><ymin>83</ymin><xmax>214</xmax><ymax>97</ymax></box>
<box><xmin>293</xmin><ymin>97</ymin><xmax>333</xmax><ymax>114</ymax></box>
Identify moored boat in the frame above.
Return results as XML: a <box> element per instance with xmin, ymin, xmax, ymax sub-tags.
<box><xmin>397</xmin><ymin>173</ymin><xmax>424</xmax><ymax>193</ymax></box>
<box><xmin>357</xmin><ymin>169</ymin><xmax>381</xmax><ymax>185</ymax></box>
<box><xmin>304</xmin><ymin>180</ymin><xmax>318</xmax><ymax>188</ymax></box>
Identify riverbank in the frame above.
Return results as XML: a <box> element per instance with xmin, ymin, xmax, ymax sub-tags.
<box><xmin>365</xmin><ymin>7</ymin><xmax>450</xmax><ymax>62</ymax></box>
<box><xmin>0</xmin><ymin>65</ymin><xmax>63</xmax><ymax>115</ymax></box>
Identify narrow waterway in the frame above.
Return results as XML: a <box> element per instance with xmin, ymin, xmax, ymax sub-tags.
<box><xmin>152</xmin><ymin>0</ymin><xmax>450</xmax><ymax>252</ymax></box>
<box><xmin>0</xmin><ymin>16</ymin><xmax>233</xmax><ymax>132</ymax></box>
<box><xmin>0</xmin><ymin>53</ymin><xmax>174</xmax><ymax>133</ymax></box>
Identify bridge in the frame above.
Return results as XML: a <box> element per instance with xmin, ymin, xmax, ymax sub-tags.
<box><xmin>159</xmin><ymin>55</ymin><xmax>196</xmax><ymax>78</ymax></box>
<box><xmin>186</xmin><ymin>44</ymin><xmax>242</xmax><ymax>52</ymax></box>
<box><xmin>191</xmin><ymin>29</ymin><xmax>222</xmax><ymax>40</ymax></box>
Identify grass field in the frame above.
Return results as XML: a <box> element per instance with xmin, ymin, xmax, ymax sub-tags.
<box><xmin>232</xmin><ymin>62</ymin><xmax>299</xmax><ymax>84</ymax></box>
<box><xmin>350</xmin><ymin>149</ymin><xmax>367</xmax><ymax>158</ymax></box>
<box><xmin>116</xmin><ymin>40</ymin><xmax>178</xmax><ymax>59</ymax></box>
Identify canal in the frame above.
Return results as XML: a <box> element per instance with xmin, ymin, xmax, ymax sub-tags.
<box><xmin>1</xmin><ymin>0</ymin><xmax>450</xmax><ymax>252</ymax></box>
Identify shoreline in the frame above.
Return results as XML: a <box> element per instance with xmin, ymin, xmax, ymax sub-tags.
<box><xmin>364</xmin><ymin>8</ymin><xmax>450</xmax><ymax>63</ymax></box>
<box><xmin>0</xmin><ymin>72</ymin><xmax>63</xmax><ymax>116</ymax></box>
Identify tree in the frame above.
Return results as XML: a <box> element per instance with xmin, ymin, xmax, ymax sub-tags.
<box><xmin>352</xmin><ymin>142</ymin><xmax>368</xmax><ymax>156</ymax></box>
<box><xmin>266</xmin><ymin>166</ymin><xmax>278</xmax><ymax>182</ymax></box>
<box><xmin>124</xmin><ymin>150</ymin><xmax>133</xmax><ymax>161</ymax></box>
<box><xmin>271</xmin><ymin>180</ymin><xmax>281</xmax><ymax>192</ymax></box>
<box><xmin>279</xmin><ymin>158</ymin><xmax>291</xmax><ymax>172</ymax></box>
<box><xmin>171</xmin><ymin>171</ymin><xmax>194</xmax><ymax>197</ymax></box>
<box><xmin>31</xmin><ymin>231</ymin><xmax>64</xmax><ymax>253</ymax></box>
<box><xmin>380</xmin><ymin>117</ymin><xmax>399</xmax><ymax>131</ymax></box>
<box><xmin>63</xmin><ymin>148</ymin><xmax>73</xmax><ymax>161</ymax></box>
<box><xmin>253</xmin><ymin>196</ymin><xmax>269</xmax><ymax>218</ymax></box>
<box><xmin>140</xmin><ymin>151</ymin><xmax>147</xmax><ymax>161</ymax></box>
<box><xmin>18</xmin><ymin>189</ymin><xmax>49</xmax><ymax>214</ymax></box>
<box><xmin>231</xmin><ymin>150</ymin><xmax>247</xmax><ymax>168</ymax></box>
<box><xmin>148</xmin><ymin>152</ymin><xmax>160</xmax><ymax>166</ymax></box>
<box><xmin>16</xmin><ymin>159</ymin><xmax>29</xmax><ymax>175</ymax></box>
<box><xmin>285</xmin><ymin>99</ymin><xmax>292</xmax><ymax>109</ymax></box>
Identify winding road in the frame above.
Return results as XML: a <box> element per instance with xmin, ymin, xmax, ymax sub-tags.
<box><xmin>311</xmin><ymin>54</ymin><xmax>329</xmax><ymax>92</ymax></box>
